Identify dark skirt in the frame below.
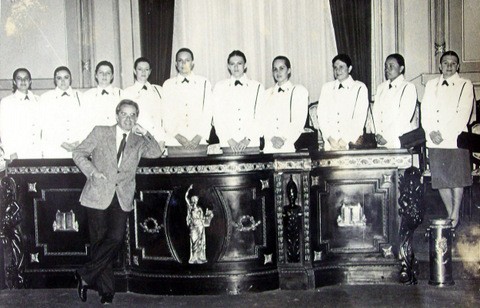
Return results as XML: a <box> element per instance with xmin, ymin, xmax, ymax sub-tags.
<box><xmin>429</xmin><ymin>148</ymin><xmax>472</xmax><ymax>189</ymax></box>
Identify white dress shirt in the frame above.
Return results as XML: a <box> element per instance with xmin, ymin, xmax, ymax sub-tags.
<box><xmin>316</xmin><ymin>76</ymin><xmax>369</xmax><ymax>150</ymax></box>
<box><xmin>162</xmin><ymin>73</ymin><xmax>213</xmax><ymax>146</ymax></box>
<box><xmin>421</xmin><ymin>73</ymin><xmax>474</xmax><ymax>148</ymax></box>
<box><xmin>40</xmin><ymin>87</ymin><xmax>85</xmax><ymax>158</ymax></box>
<box><xmin>0</xmin><ymin>90</ymin><xmax>42</xmax><ymax>158</ymax></box>
<box><xmin>116</xmin><ymin>125</ymin><xmax>131</xmax><ymax>167</ymax></box>
<box><xmin>122</xmin><ymin>81</ymin><xmax>165</xmax><ymax>141</ymax></box>
<box><xmin>83</xmin><ymin>85</ymin><xmax>122</xmax><ymax>136</ymax></box>
<box><xmin>372</xmin><ymin>75</ymin><xmax>418</xmax><ymax>148</ymax></box>
<box><xmin>259</xmin><ymin>81</ymin><xmax>309</xmax><ymax>153</ymax></box>
<box><xmin>213</xmin><ymin>75</ymin><xmax>265</xmax><ymax>147</ymax></box>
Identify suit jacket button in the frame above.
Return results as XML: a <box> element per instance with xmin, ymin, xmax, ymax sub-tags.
<box><xmin>115</xmin><ymin>184</ymin><xmax>118</xmax><ymax>187</ymax></box>
<box><xmin>117</xmin><ymin>171</ymin><xmax>120</xmax><ymax>174</ymax></box>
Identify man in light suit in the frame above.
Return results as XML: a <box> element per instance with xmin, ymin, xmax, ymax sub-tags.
<box><xmin>73</xmin><ymin>99</ymin><xmax>163</xmax><ymax>304</ymax></box>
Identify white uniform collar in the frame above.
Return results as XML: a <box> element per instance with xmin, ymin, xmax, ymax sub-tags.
<box><xmin>97</xmin><ymin>85</ymin><xmax>114</xmax><ymax>96</ymax></box>
<box><xmin>55</xmin><ymin>87</ymin><xmax>74</xmax><ymax>98</ymax></box>
<box><xmin>335</xmin><ymin>75</ymin><xmax>354</xmax><ymax>89</ymax></box>
<box><xmin>388</xmin><ymin>74</ymin><xmax>405</xmax><ymax>89</ymax></box>
<box><xmin>13</xmin><ymin>90</ymin><xmax>33</xmax><ymax>101</ymax></box>
<box><xmin>275</xmin><ymin>80</ymin><xmax>293</xmax><ymax>92</ymax></box>
<box><xmin>230</xmin><ymin>74</ymin><xmax>249</xmax><ymax>86</ymax></box>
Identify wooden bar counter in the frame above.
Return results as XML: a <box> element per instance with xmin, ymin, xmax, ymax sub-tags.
<box><xmin>0</xmin><ymin>149</ymin><xmax>414</xmax><ymax>294</ymax></box>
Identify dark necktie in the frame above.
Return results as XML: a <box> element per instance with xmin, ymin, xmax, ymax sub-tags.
<box><xmin>234</xmin><ymin>80</ymin><xmax>243</xmax><ymax>86</ymax></box>
<box><xmin>182</xmin><ymin>78</ymin><xmax>189</xmax><ymax>83</ymax></box>
<box><xmin>101</xmin><ymin>89</ymin><xmax>108</xmax><ymax>95</ymax></box>
<box><xmin>142</xmin><ymin>85</ymin><xmax>148</xmax><ymax>90</ymax></box>
<box><xmin>62</xmin><ymin>92</ymin><xmax>69</xmax><ymax>97</ymax></box>
<box><xmin>442</xmin><ymin>80</ymin><xmax>449</xmax><ymax>86</ymax></box>
<box><xmin>117</xmin><ymin>133</ymin><xmax>127</xmax><ymax>162</ymax></box>
<box><xmin>278</xmin><ymin>87</ymin><xmax>284</xmax><ymax>93</ymax></box>
<box><xmin>388</xmin><ymin>84</ymin><xmax>393</xmax><ymax>89</ymax></box>
<box><xmin>24</xmin><ymin>95</ymin><xmax>29</xmax><ymax>100</ymax></box>
<box><xmin>338</xmin><ymin>84</ymin><xmax>344</xmax><ymax>89</ymax></box>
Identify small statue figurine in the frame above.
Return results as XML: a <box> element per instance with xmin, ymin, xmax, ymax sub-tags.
<box><xmin>398</xmin><ymin>166</ymin><xmax>424</xmax><ymax>285</ymax></box>
<box><xmin>185</xmin><ymin>184</ymin><xmax>213</xmax><ymax>264</ymax></box>
<box><xmin>283</xmin><ymin>175</ymin><xmax>303</xmax><ymax>263</ymax></box>
<box><xmin>0</xmin><ymin>176</ymin><xmax>25</xmax><ymax>288</ymax></box>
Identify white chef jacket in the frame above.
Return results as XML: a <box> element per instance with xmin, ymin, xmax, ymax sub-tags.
<box><xmin>258</xmin><ymin>81</ymin><xmax>309</xmax><ymax>153</ymax></box>
<box><xmin>40</xmin><ymin>87</ymin><xmax>85</xmax><ymax>158</ymax></box>
<box><xmin>82</xmin><ymin>85</ymin><xmax>122</xmax><ymax>138</ymax></box>
<box><xmin>0</xmin><ymin>90</ymin><xmax>42</xmax><ymax>158</ymax></box>
<box><xmin>212</xmin><ymin>75</ymin><xmax>265</xmax><ymax>147</ymax></box>
<box><xmin>372</xmin><ymin>75</ymin><xmax>418</xmax><ymax>148</ymax></box>
<box><xmin>316</xmin><ymin>76</ymin><xmax>369</xmax><ymax>150</ymax></box>
<box><xmin>162</xmin><ymin>73</ymin><xmax>214</xmax><ymax>146</ymax></box>
<box><xmin>122</xmin><ymin>81</ymin><xmax>165</xmax><ymax>142</ymax></box>
<box><xmin>421</xmin><ymin>73</ymin><xmax>474</xmax><ymax>148</ymax></box>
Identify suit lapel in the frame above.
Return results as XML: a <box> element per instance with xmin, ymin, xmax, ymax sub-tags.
<box><xmin>108</xmin><ymin>125</ymin><xmax>117</xmax><ymax>161</ymax></box>
<box><xmin>120</xmin><ymin>133</ymin><xmax>141</xmax><ymax>167</ymax></box>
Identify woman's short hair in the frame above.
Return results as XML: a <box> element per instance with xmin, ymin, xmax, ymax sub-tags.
<box><xmin>53</xmin><ymin>66</ymin><xmax>72</xmax><ymax>87</ymax></box>
<box><xmin>386</xmin><ymin>53</ymin><xmax>406</xmax><ymax>75</ymax></box>
<box><xmin>12</xmin><ymin>68</ymin><xmax>32</xmax><ymax>91</ymax></box>
<box><xmin>95</xmin><ymin>60</ymin><xmax>114</xmax><ymax>84</ymax></box>
<box><xmin>272</xmin><ymin>55</ymin><xmax>292</xmax><ymax>80</ymax></box>
<box><xmin>176</xmin><ymin>48</ymin><xmax>194</xmax><ymax>61</ymax></box>
<box><xmin>332</xmin><ymin>54</ymin><xmax>352</xmax><ymax>68</ymax></box>
<box><xmin>227</xmin><ymin>50</ymin><xmax>247</xmax><ymax>64</ymax></box>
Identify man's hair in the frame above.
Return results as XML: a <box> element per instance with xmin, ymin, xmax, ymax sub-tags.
<box><xmin>227</xmin><ymin>50</ymin><xmax>247</xmax><ymax>64</ymax></box>
<box><xmin>272</xmin><ymin>55</ymin><xmax>292</xmax><ymax>80</ymax></box>
<box><xmin>440</xmin><ymin>50</ymin><xmax>460</xmax><ymax>65</ymax></box>
<box><xmin>332</xmin><ymin>54</ymin><xmax>352</xmax><ymax>68</ymax></box>
<box><xmin>53</xmin><ymin>66</ymin><xmax>72</xmax><ymax>87</ymax></box>
<box><xmin>176</xmin><ymin>48</ymin><xmax>194</xmax><ymax>61</ymax></box>
<box><xmin>12</xmin><ymin>67</ymin><xmax>32</xmax><ymax>92</ymax></box>
<box><xmin>95</xmin><ymin>60</ymin><xmax>114</xmax><ymax>84</ymax></box>
<box><xmin>386</xmin><ymin>53</ymin><xmax>406</xmax><ymax>75</ymax></box>
<box><xmin>116</xmin><ymin>99</ymin><xmax>140</xmax><ymax>116</ymax></box>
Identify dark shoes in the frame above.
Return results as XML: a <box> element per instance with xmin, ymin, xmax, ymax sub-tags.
<box><xmin>74</xmin><ymin>271</ymin><xmax>88</xmax><ymax>302</ymax></box>
<box><xmin>100</xmin><ymin>293</ymin><xmax>114</xmax><ymax>305</ymax></box>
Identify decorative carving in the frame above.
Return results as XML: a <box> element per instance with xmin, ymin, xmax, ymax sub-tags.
<box><xmin>382</xmin><ymin>246</ymin><xmax>393</xmax><ymax>258</ymax></box>
<box><xmin>274</xmin><ymin>158</ymin><xmax>311</xmax><ymax>171</ymax></box>
<box><xmin>8</xmin><ymin>166</ymin><xmax>81</xmax><ymax>174</ymax></box>
<box><xmin>233</xmin><ymin>215</ymin><xmax>261</xmax><ymax>232</ymax></box>
<box><xmin>133</xmin><ymin>255</ymin><xmax>139</xmax><ymax>266</ymax></box>
<box><xmin>314</xmin><ymin>250</ymin><xmax>323</xmax><ymax>261</ymax></box>
<box><xmin>310</xmin><ymin>175</ymin><xmax>320</xmax><ymax>187</ymax></box>
<box><xmin>186</xmin><ymin>185</ymin><xmax>213</xmax><ymax>264</ymax></box>
<box><xmin>0</xmin><ymin>176</ymin><xmax>25</xmax><ymax>288</ymax></box>
<box><xmin>139</xmin><ymin>217</ymin><xmax>163</xmax><ymax>234</ymax></box>
<box><xmin>137</xmin><ymin>162</ymin><xmax>274</xmax><ymax>175</ymax></box>
<box><xmin>337</xmin><ymin>202</ymin><xmax>367</xmax><ymax>227</ymax></box>
<box><xmin>313</xmin><ymin>154</ymin><xmax>411</xmax><ymax>169</ymax></box>
<box><xmin>260</xmin><ymin>179</ymin><xmax>269</xmax><ymax>190</ymax></box>
<box><xmin>264</xmin><ymin>253</ymin><xmax>273</xmax><ymax>265</ymax></box>
<box><xmin>52</xmin><ymin>210</ymin><xmax>79</xmax><ymax>232</ymax></box>
<box><xmin>398</xmin><ymin>167</ymin><xmax>424</xmax><ymax>285</ymax></box>
<box><xmin>30</xmin><ymin>253</ymin><xmax>39</xmax><ymax>263</ymax></box>
<box><xmin>28</xmin><ymin>182</ymin><xmax>37</xmax><ymax>192</ymax></box>
<box><xmin>283</xmin><ymin>175</ymin><xmax>302</xmax><ymax>263</ymax></box>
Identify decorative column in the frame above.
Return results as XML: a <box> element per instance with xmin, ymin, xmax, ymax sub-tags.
<box><xmin>274</xmin><ymin>154</ymin><xmax>314</xmax><ymax>290</ymax></box>
<box><xmin>80</xmin><ymin>0</ymin><xmax>94</xmax><ymax>88</ymax></box>
<box><xmin>433</xmin><ymin>0</ymin><xmax>446</xmax><ymax>70</ymax></box>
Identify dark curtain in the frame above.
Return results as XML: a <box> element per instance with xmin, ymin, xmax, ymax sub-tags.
<box><xmin>329</xmin><ymin>0</ymin><xmax>371</xmax><ymax>95</ymax></box>
<box><xmin>138</xmin><ymin>0</ymin><xmax>175</xmax><ymax>85</ymax></box>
